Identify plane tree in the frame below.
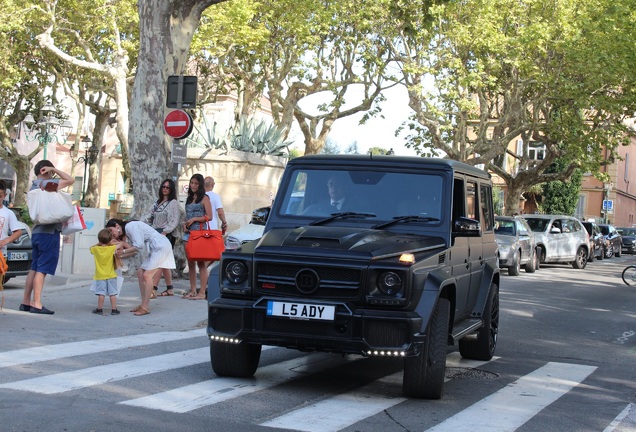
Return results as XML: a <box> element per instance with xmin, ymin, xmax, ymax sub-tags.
<box><xmin>386</xmin><ymin>0</ymin><xmax>636</xmax><ymax>214</ymax></box>
<box><xmin>193</xmin><ymin>0</ymin><xmax>396</xmax><ymax>155</ymax></box>
<box><xmin>0</xmin><ymin>1</ymin><xmax>61</xmax><ymax>209</ymax></box>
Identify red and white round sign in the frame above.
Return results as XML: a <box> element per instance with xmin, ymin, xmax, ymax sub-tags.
<box><xmin>164</xmin><ymin>109</ymin><xmax>193</xmax><ymax>139</ymax></box>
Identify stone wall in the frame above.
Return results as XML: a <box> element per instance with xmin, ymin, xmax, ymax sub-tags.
<box><xmin>100</xmin><ymin>149</ymin><xmax>287</xmax><ymax>231</ymax></box>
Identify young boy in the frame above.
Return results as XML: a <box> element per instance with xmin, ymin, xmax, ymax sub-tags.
<box><xmin>90</xmin><ymin>229</ymin><xmax>120</xmax><ymax>315</ymax></box>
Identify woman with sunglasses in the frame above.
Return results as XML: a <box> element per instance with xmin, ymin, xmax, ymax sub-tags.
<box><xmin>183</xmin><ymin>173</ymin><xmax>212</xmax><ymax>299</ymax></box>
<box><xmin>143</xmin><ymin>179</ymin><xmax>181</xmax><ymax>297</ymax></box>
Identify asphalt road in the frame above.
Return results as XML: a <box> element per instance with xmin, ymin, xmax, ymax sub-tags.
<box><xmin>0</xmin><ymin>256</ymin><xmax>634</xmax><ymax>432</ymax></box>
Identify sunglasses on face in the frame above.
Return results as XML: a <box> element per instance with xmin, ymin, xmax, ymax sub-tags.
<box><xmin>161</xmin><ymin>185</ymin><xmax>171</xmax><ymax>189</ymax></box>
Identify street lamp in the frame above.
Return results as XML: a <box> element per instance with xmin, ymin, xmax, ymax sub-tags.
<box><xmin>70</xmin><ymin>136</ymin><xmax>99</xmax><ymax>207</ymax></box>
<box><xmin>22</xmin><ymin>105</ymin><xmax>73</xmax><ymax>160</ymax></box>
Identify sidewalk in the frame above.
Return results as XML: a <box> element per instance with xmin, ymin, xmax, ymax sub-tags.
<box><xmin>1</xmin><ymin>270</ymin><xmax>209</xmax><ymax>351</ymax></box>
<box><xmin>44</xmin><ymin>270</ymin><xmax>195</xmax><ymax>295</ymax></box>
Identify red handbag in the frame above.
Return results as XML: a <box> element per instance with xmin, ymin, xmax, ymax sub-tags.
<box><xmin>185</xmin><ymin>219</ymin><xmax>225</xmax><ymax>261</ymax></box>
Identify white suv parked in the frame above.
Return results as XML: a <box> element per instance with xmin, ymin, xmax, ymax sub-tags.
<box><xmin>523</xmin><ymin>214</ymin><xmax>590</xmax><ymax>269</ymax></box>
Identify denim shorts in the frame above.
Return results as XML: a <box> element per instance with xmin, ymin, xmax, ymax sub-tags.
<box><xmin>31</xmin><ymin>232</ymin><xmax>61</xmax><ymax>275</ymax></box>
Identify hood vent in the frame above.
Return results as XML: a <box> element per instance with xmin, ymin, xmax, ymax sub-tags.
<box><xmin>438</xmin><ymin>253</ymin><xmax>446</xmax><ymax>265</ymax></box>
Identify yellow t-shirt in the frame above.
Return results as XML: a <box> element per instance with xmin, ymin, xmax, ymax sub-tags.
<box><xmin>90</xmin><ymin>245</ymin><xmax>117</xmax><ymax>280</ymax></box>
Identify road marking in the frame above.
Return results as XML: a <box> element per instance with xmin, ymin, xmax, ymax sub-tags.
<box><xmin>604</xmin><ymin>403</ymin><xmax>636</xmax><ymax>432</ymax></box>
<box><xmin>261</xmin><ymin>372</ymin><xmax>405</xmax><ymax>431</ymax></box>
<box><xmin>120</xmin><ymin>352</ymin><xmax>353</xmax><ymax>412</ymax></box>
<box><xmin>426</xmin><ymin>362</ymin><xmax>597</xmax><ymax>432</ymax></box>
<box><xmin>0</xmin><ymin>348</ymin><xmax>210</xmax><ymax>394</ymax></box>
<box><xmin>0</xmin><ymin>329</ymin><xmax>205</xmax><ymax>369</ymax></box>
<box><xmin>260</xmin><ymin>354</ymin><xmax>495</xmax><ymax>431</ymax></box>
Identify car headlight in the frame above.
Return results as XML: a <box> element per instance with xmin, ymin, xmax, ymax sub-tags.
<box><xmin>225</xmin><ymin>260</ymin><xmax>248</xmax><ymax>284</ymax></box>
<box><xmin>497</xmin><ymin>243</ymin><xmax>511</xmax><ymax>254</ymax></box>
<box><xmin>225</xmin><ymin>236</ymin><xmax>241</xmax><ymax>250</ymax></box>
<box><xmin>377</xmin><ymin>271</ymin><xmax>402</xmax><ymax>296</ymax></box>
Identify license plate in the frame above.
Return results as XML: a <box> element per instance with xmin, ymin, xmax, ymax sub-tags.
<box><xmin>267</xmin><ymin>301</ymin><xmax>335</xmax><ymax>321</ymax></box>
<box><xmin>8</xmin><ymin>252</ymin><xmax>28</xmax><ymax>261</ymax></box>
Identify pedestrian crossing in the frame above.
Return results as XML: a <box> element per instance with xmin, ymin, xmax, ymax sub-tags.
<box><xmin>0</xmin><ymin>329</ymin><xmax>632</xmax><ymax>431</ymax></box>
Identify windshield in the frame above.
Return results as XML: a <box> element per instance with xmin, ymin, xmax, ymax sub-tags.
<box><xmin>494</xmin><ymin>219</ymin><xmax>516</xmax><ymax>236</ymax></box>
<box><xmin>276</xmin><ymin>168</ymin><xmax>445</xmax><ymax>225</ymax></box>
<box><xmin>618</xmin><ymin>228</ymin><xmax>636</xmax><ymax>236</ymax></box>
<box><xmin>524</xmin><ymin>218</ymin><xmax>549</xmax><ymax>233</ymax></box>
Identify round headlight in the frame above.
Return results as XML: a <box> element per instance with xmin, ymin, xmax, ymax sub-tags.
<box><xmin>378</xmin><ymin>271</ymin><xmax>402</xmax><ymax>296</ymax></box>
<box><xmin>225</xmin><ymin>261</ymin><xmax>248</xmax><ymax>284</ymax></box>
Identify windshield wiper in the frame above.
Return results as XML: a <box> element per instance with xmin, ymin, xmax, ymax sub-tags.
<box><xmin>310</xmin><ymin>212</ymin><xmax>377</xmax><ymax>226</ymax></box>
<box><xmin>372</xmin><ymin>215</ymin><xmax>440</xmax><ymax>230</ymax></box>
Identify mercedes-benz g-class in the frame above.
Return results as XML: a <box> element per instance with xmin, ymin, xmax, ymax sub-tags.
<box><xmin>207</xmin><ymin>155</ymin><xmax>500</xmax><ymax>399</ymax></box>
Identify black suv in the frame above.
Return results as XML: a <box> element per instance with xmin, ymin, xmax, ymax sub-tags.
<box><xmin>207</xmin><ymin>155</ymin><xmax>500</xmax><ymax>399</ymax></box>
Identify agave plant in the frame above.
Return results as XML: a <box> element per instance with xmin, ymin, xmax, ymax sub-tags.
<box><xmin>183</xmin><ymin>114</ymin><xmax>229</xmax><ymax>152</ymax></box>
<box><xmin>229</xmin><ymin>116</ymin><xmax>293</xmax><ymax>156</ymax></box>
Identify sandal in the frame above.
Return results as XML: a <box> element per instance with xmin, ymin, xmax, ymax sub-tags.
<box><xmin>150</xmin><ymin>290</ymin><xmax>157</xmax><ymax>299</ymax></box>
<box><xmin>158</xmin><ymin>289</ymin><xmax>174</xmax><ymax>297</ymax></box>
<box><xmin>133</xmin><ymin>307</ymin><xmax>150</xmax><ymax>316</ymax></box>
<box><xmin>130</xmin><ymin>305</ymin><xmax>143</xmax><ymax>312</ymax></box>
<box><xmin>182</xmin><ymin>292</ymin><xmax>197</xmax><ymax>299</ymax></box>
<box><xmin>190</xmin><ymin>296</ymin><xmax>206</xmax><ymax>300</ymax></box>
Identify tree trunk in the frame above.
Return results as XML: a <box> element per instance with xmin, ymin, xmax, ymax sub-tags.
<box><xmin>130</xmin><ymin>0</ymin><xmax>224</xmax><ymax>218</ymax></box>
<box><xmin>131</xmin><ymin>0</ymin><xmax>225</xmax><ymax>275</ymax></box>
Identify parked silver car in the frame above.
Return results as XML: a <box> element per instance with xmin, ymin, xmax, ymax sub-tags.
<box><xmin>523</xmin><ymin>214</ymin><xmax>589</xmax><ymax>269</ymax></box>
<box><xmin>495</xmin><ymin>215</ymin><xmax>538</xmax><ymax>275</ymax></box>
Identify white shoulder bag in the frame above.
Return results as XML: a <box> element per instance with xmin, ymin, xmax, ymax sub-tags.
<box><xmin>27</xmin><ymin>189</ymin><xmax>74</xmax><ymax>225</ymax></box>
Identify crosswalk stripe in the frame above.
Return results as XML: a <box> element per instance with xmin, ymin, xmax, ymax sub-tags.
<box><xmin>426</xmin><ymin>362</ymin><xmax>597</xmax><ymax>432</ymax></box>
<box><xmin>261</xmin><ymin>372</ymin><xmax>405</xmax><ymax>431</ymax></box>
<box><xmin>120</xmin><ymin>352</ymin><xmax>355</xmax><ymax>412</ymax></box>
<box><xmin>604</xmin><ymin>403</ymin><xmax>636</xmax><ymax>432</ymax></box>
<box><xmin>0</xmin><ymin>329</ymin><xmax>205</xmax><ymax>368</ymax></box>
<box><xmin>0</xmin><ymin>348</ymin><xmax>210</xmax><ymax>394</ymax></box>
<box><xmin>259</xmin><ymin>353</ymin><xmax>495</xmax><ymax>431</ymax></box>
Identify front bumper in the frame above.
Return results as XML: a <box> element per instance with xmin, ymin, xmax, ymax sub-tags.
<box><xmin>207</xmin><ymin>297</ymin><xmax>425</xmax><ymax>357</ymax></box>
<box><xmin>497</xmin><ymin>248</ymin><xmax>515</xmax><ymax>268</ymax></box>
<box><xmin>622</xmin><ymin>244</ymin><xmax>636</xmax><ymax>254</ymax></box>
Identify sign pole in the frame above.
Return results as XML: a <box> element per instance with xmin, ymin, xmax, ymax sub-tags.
<box><xmin>173</xmin><ymin>76</ymin><xmax>184</xmax><ymax>182</ymax></box>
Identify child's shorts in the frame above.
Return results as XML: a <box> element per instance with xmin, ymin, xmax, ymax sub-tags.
<box><xmin>94</xmin><ymin>278</ymin><xmax>118</xmax><ymax>296</ymax></box>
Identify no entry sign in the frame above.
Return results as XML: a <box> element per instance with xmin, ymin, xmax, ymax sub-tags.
<box><xmin>164</xmin><ymin>109</ymin><xmax>193</xmax><ymax>139</ymax></box>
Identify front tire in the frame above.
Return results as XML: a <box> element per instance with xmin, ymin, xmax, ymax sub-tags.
<box><xmin>524</xmin><ymin>249</ymin><xmax>536</xmax><ymax>273</ymax></box>
<box><xmin>211</xmin><ymin>341</ymin><xmax>262</xmax><ymax>378</ymax></box>
<box><xmin>572</xmin><ymin>246</ymin><xmax>588</xmax><ymax>269</ymax></box>
<box><xmin>403</xmin><ymin>298</ymin><xmax>449</xmax><ymax>399</ymax></box>
<box><xmin>622</xmin><ymin>265</ymin><xmax>636</xmax><ymax>286</ymax></box>
<box><xmin>508</xmin><ymin>251</ymin><xmax>520</xmax><ymax>276</ymax></box>
<box><xmin>459</xmin><ymin>283</ymin><xmax>499</xmax><ymax>361</ymax></box>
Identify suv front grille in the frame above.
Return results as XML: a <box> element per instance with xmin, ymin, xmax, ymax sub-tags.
<box><xmin>256</xmin><ymin>262</ymin><xmax>361</xmax><ymax>300</ymax></box>
<box><xmin>364</xmin><ymin>320</ymin><xmax>409</xmax><ymax>347</ymax></box>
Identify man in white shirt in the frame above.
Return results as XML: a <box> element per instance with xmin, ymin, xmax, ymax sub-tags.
<box><xmin>204</xmin><ymin>176</ymin><xmax>228</xmax><ymax>233</ymax></box>
<box><xmin>0</xmin><ymin>180</ymin><xmax>23</xmax><ymax>265</ymax></box>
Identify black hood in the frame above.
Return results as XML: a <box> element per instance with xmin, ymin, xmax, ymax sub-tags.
<box><xmin>255</xmin><ymin>226</ymin><xmax>446</xmax><ymax>260</ymax></box>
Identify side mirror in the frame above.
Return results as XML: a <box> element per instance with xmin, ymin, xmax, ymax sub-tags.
<box><xmin>550</xmin><ymin>227</ymin><xmax>561</xmax><ymax>234</ymax></box>
<box><xmin>454</xmin><ymin>217</ymin><xmax>482</xmax><ymax>237</ymax></box>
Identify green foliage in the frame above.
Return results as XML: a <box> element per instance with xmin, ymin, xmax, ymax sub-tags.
<box><xmin>287</xmin><ymin>148</ymin><xmax>302</xmax><ymax>159</ymax></box>
<box><xmin>492</xmin><ymin>186</ymin><xmax>504</xmax><ymax>215</ymax></box>
<box><xmin>540</xmin><ymin>160</ymin><xmax>583</xmax><ymax>215</ymax></box>
<box><xmin>368</xmin><ymin>146</ymin><xmax>392</xmax><ymax>155</ymax></box>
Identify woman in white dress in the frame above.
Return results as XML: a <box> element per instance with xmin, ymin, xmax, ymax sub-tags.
<box><xmin>106</xmin><ymin>218</ymin><xmax>176</xmax><ymax>316</ymax></box>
